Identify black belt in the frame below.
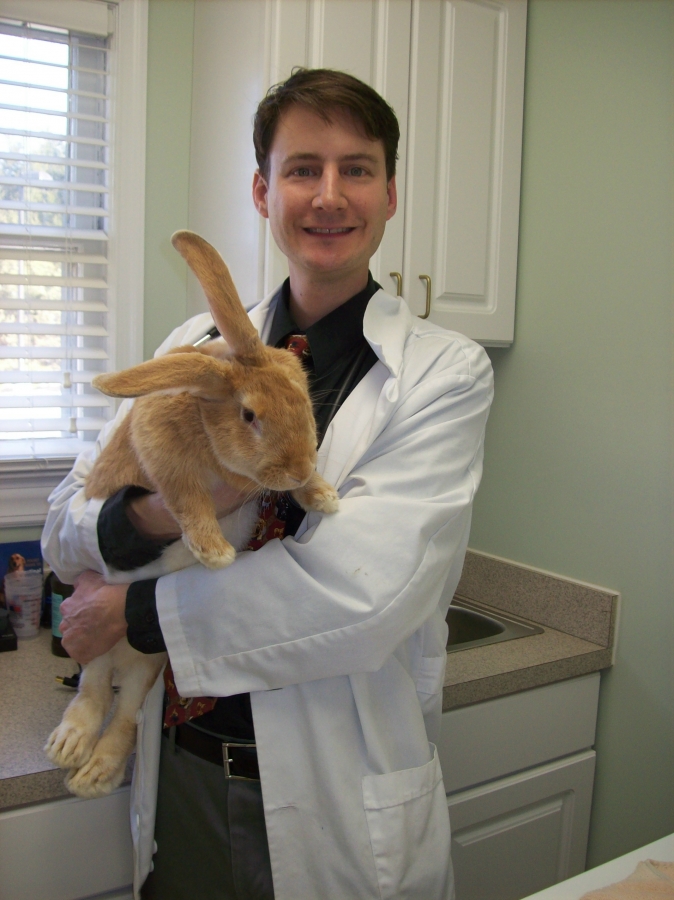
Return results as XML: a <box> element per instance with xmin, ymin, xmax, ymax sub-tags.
<box><xmin>164</xmin><ymin>723</ymin><xmax>260</xmax><ymax>781</ymax></box>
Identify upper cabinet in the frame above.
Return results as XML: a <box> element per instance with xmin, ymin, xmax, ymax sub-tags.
<box><xmin>403</xmin><ymin>1</ymin><xmax>527</xmax><ymax>345</ymax></box>
<box><xmin>188</xmin><ymin>0</ymin><xmax>527</xmax><ymax>345</ymax></box>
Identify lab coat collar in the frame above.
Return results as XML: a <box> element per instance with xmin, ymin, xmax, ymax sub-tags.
<box><xmin>249</xmin><ymin>286</ymin><xmax>413</xmax><ymax>378</ymax></box>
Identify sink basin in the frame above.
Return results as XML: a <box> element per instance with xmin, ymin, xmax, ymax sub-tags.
<box><xmin>446</xmin><ymin>596</ymin><xmax>543</xmax><ymax>653</ymax></box>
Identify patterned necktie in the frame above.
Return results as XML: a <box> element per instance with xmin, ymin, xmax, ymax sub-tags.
<box><xmin>163</xmin><ymin>333</ymin><xmax>311</xmax><ymax>727</ymax></box>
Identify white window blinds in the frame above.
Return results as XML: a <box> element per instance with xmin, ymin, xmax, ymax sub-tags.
<box><xmin>0</xmin><ymin>9</ymin><xmax>113</xmax><ymax>459</ymax></box>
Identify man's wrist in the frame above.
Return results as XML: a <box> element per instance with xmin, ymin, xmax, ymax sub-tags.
<box><xmin>126</xmin><ymin>492</ymin><xmax>181</xmax><ymax>542</ymax></box>
<box><xmin>125</xmin><ymin>579</ymin><xmax>166</xmax><ymax>654</ymax></box>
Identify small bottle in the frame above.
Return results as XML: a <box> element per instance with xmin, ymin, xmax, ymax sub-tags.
<box><xmin>50</xmin><ymin>575</ymin><xmax>73</xmax><ymax>657</ymax></box>
<box><xmin>41</xmin><ymin>563</ymin><xmax>53</xmax><ymax>628</ymax></box>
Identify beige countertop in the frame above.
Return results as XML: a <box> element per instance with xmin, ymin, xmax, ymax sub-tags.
<box><xmin>1</xmin><ymin>549</ymin><xmax>619</xmax><ymax>813</ymax></box>
<box><xmin>444</xmin><ymin>550</ymin><xmax>618</xmax><ymax>710</ymax></box>
<box><xmin>0</xmin><ymin>628</ymin><xmax>83</xmax><ymax>809</ymax></box>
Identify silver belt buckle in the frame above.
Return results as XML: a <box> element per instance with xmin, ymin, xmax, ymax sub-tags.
<box><xmin>221</xmin><ymin>741</ymin><xmax>258</xmax><ymax>781</ymax></box>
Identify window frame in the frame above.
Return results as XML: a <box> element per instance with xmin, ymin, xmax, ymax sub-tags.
<box><xmin>0</xmin><ymin>0</ymin><xmax>148</xmax><ymax>527</ymax></box>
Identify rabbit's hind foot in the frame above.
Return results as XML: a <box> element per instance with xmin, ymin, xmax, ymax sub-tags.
<box><xmin>65</xmin><ymin>751</ymin><xmax>127</xmax><ymax>799</ymax></box>
<box><xmin>44</xmin><ymin>720</ymin><xmax>99</xmax><ymax>770</ymax></box>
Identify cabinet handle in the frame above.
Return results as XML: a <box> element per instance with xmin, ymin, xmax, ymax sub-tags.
<box><xmin>389</xmin><ymin>271</ymin><xmax>402</xmax><ymax>297</ymax></box>
<box><xmin>418</xmin><ymin>275</ymin><xmax>432</xmax><ymax>319</ymax></box>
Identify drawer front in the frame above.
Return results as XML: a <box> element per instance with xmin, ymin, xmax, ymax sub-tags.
<box><xmin>438</xmin><ymin>673</ymin><xmax>600</xmax><ymax>794</ymax></box>
<box><xmin>0</xmin><ymin>787</ymin><xmax>133</xmax><ymax>900</ymax></box>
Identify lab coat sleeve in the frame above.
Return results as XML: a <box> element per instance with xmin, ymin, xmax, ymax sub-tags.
<box><xmin>156</xmin><ymin>328</ymin><xmax>494</xmax><ymax>697</ymax></box>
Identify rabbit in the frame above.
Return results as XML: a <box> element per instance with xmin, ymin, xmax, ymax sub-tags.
<box><xmin>45</xmin><ymin>230</ymin><xmax>339</xmax><ymax>798</ymax></box>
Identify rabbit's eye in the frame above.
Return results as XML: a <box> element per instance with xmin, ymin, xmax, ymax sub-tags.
<box><xmin>242</xmin><ymin>407</ymin><xmax>256</xmax><ymax>424</ymax></box>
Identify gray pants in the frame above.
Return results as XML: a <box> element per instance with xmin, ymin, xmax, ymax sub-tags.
<box><xmin>141</xmin><ymin>732</ymin><xmax>275</xmax><ymax>900</ymax></box>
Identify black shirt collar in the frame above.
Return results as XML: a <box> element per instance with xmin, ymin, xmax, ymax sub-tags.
<box><xmin>267</xmin><ymin>273</ymin><xmax>381</xmax><ymax>376</ymax></box>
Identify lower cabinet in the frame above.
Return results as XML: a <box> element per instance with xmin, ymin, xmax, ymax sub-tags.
<box><xmin>448</xmin><ymin>750</ymin><xmax>595</xmax><ymax>900</ymax></box>
<box><xmin>0</xmin><ymin>787</ymin><xmax>133</xmax><ymax>900</ymax></box>
<box><xmin>438</xmin><ymin>673</ymin><xmax>601</xmax><ymax>900</ymax></box>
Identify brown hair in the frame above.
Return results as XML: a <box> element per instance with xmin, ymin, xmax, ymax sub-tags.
<box><xmin>253</xmin><ymin>68</ymin><xmax>400</xmax><ymax>181</ymax></box>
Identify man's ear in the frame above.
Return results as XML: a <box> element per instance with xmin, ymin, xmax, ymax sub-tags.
<box><xmin>386</xmin><ymin>175</ymin><xmax>397</xmax><ymax>221</ymax></box>
<box><xmin>252</xmin><ymin>170</ymin><xmax>270</xmax><ymax>219</ymax></box>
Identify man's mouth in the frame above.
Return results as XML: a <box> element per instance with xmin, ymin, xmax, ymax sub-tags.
<box><xmin>304</xmin><ymin>227</ymin><xmax>355</xmax><ymax>235</ymax></box>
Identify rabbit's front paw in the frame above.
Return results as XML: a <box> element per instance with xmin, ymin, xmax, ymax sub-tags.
<box><xmin>185</xmin><ymin>534</ymin><xmax>237</xmax><ymax>569</ymax></box>
<box><xmin>66</xmin><ymin>752</ymin><xmax>127</xmax><ymax>799</ymax></box>
<box><xmin>292</xmin><ymin>476</ymin><xmax>340</xmax><ymax>515</ymax></box>
<box><xmin>45</xmin><ymin>721</ymin><xmax>98</xmax><ymax>770</ymax></box>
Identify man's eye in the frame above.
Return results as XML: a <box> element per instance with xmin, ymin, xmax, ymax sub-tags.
<box><xmin>293</xmin><ymin>167</ymin><xmax>313</xmax><ymax>177</ymax></box>
<box><xmin>348</xmin><ymin>166</ymin><xmax>366</xmax><ymax>177</ymax></box>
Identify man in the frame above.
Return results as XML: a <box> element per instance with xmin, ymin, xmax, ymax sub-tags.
<box><xmin>42</xmin><ymin>69</ymin><xmax>493</xmax><ymax>900</ymax></box>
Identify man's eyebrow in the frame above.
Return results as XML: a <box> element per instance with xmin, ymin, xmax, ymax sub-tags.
<box><xmin>281</xmin><ymin>152</ymin><xmax>381</xmax><ymax>165</ymax></box>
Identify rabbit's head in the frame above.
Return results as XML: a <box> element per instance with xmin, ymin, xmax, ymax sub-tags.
<box><xmin>93</xmin><ymin>232</ymin><xmax>319</xmax><ymax>492</ymax></box>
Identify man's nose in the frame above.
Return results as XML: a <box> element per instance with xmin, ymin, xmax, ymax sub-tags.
<box><xmin>312</xmin><ymin>167</ymin><xmax>347</xmax><ymax>211</ymax></box>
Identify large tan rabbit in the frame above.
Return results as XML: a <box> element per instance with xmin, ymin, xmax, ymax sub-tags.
<box><xmin>45</xmin><ymin>231</ymin><xmax>339</xmax><ymax>798</ymax></box>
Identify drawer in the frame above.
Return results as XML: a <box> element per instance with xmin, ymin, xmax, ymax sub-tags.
<box><xmin>438</xmin><ymin>673</ymin><xmax>600</xmax><ymax>794</ymax></box>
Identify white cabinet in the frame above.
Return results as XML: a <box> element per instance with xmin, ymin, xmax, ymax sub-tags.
<box><xmin>449</xmin><ymin>752</ymin><xmax>596</xmax><ymax>900</ymax></box>
<box><xmin>188</xmin><ymin>0</ymin><xmax>527</xmax><ymax>344</ymax></box>
<box><xmin>0</xmin><ymin>788</ymin><xmax>133</xmax><ymax>900</ymax></box>
<box><xmin>439</xmin><ymin>674</ymin><xmax>600</xmax><ymax>900</ymax></box>
<box><xmin>403</xmin><ymin>0</ymin><xmax>527</xmax><ymax>344</ymax></box>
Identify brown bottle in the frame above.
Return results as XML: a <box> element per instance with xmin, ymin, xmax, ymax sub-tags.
<box><xmin>50</xmin><ymin>574</ymin><xmax>73</xmax><ymax>657</ymax></box>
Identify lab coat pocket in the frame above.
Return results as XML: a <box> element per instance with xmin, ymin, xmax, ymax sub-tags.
<box><xmin>362</xmin><ymin>744</ymin><xmax>453</xmax><ymax>900</ymax></box>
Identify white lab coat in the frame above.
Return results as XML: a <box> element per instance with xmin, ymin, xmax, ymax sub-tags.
<box><xmin>42</xmin><ymin>288</ymin><xmax>493</xmax><ymax>900</ymax></box>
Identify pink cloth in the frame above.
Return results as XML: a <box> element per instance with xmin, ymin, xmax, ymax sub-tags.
<box><xmin>581</xmin><ymin>861</ymin><xmax>674</xmax><ymax>899</ymax></box>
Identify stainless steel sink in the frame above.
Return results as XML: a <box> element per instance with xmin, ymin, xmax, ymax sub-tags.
<box><xmin>446</xmin><ymin>596</ymin><xmax>543</xmax><ymax>653</ymax></box>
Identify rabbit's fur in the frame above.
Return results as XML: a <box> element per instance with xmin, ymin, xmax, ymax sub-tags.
<box><xmin>45</xmin><ymin>231</ymin><xmax>339</xmax><ymax>798</ymax></box>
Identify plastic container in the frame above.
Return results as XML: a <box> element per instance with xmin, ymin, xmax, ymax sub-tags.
<box><xmin>5</xmin><ymin>568</ymin><xmax>43</xmax><ymax>639</ymax></box>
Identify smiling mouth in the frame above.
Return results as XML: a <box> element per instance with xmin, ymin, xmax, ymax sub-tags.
<box><xmin>304</xmin><ymin>227</ymin><xmax>355</xmax><ymax>235</ymax></box>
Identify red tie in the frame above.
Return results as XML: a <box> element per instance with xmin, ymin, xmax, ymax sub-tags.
<box><xmin>163</xmin><ymin>334</ymin><xmax>311</xmax><ymax>727</ymax></box>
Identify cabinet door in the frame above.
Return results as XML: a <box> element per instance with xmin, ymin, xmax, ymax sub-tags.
<box><xmin>0</xmin><ymin>788</ymin><xmax>133</xmax><ymax>900</ymax></box>
<box><xmin>447</xmin><ymin>751</ymin><xmax>596</xmax><ymax>900</ymax></box>
<box><xmin>262</xmin><ymin>0</ymin><xmax>412</xmax><ymax>297</ymax></box>
<box><xmin>403</xmin><ymin>0</ymin><xmax>527</xmax><ymax>344</ymax></box>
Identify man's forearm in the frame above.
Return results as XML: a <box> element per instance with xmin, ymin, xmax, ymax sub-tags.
<box><xmin>126</xmin><ymin>492</ymin><xmax>182</xmax><ymax>542</ymax></box>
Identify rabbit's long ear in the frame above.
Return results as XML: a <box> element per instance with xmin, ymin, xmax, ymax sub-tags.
<box><xmin>171</xmin><ymin>231</ymin><xmax>262</xmax><ymax>363</ymax></box>
<box><xmin>93</xmin><ymin>353</ymin><xmax>231</xmax><ymax>399</ymax></box>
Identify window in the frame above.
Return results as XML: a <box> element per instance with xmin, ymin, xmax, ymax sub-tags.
<box><xmin>0</xmin><ymin>0</ymin><xmax>147</xmax><ymax>525</ymax></box>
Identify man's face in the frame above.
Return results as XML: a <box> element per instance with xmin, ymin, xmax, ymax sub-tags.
<box><xmin>253</xmin><ymin>105</ymin><xmax>396</xmax><ymax>285</ymax></box>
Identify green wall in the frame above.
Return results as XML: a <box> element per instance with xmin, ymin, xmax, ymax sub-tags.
<box><xmin>142</xmin><ymin>0</ymin><xmax>194</xmax><ymax>360</ymax></box>
<box><xmin>470</xmin><ymin>0</ymin><xmax>674</xmax><ymax>867</ymax></box>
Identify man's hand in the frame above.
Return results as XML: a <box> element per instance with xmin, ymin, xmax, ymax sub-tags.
<box><xmin>60</xmin><ymin>571</ymin><xmax>128</xmax><ymax>665</ymax></box>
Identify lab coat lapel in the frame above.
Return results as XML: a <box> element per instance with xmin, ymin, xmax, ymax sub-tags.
<box><xmin>318</xmin><ymin>290</ymin><xmax>413</xmax><ymax>489</ymax></box>
<box><xmin>317</xmin><ymin>360</ymin><xmax>391</xmax><ymax>489</ymax></box>
<box><xmin>252</xmin><ymin>287</ymin><xmax>413</xmax><ymax>491</ymax></box>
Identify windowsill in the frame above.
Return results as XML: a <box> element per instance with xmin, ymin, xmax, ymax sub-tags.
<box><xmin>0</xmin><ymin>457</ymin><xmax>77</xmax><ymax>528</ymax></box>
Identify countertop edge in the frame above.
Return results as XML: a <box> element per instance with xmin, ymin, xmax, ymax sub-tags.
<box><xmin>442</xmin><ymin>646</ymin><xmax>612</xmax><ymax>711</ymax></box>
